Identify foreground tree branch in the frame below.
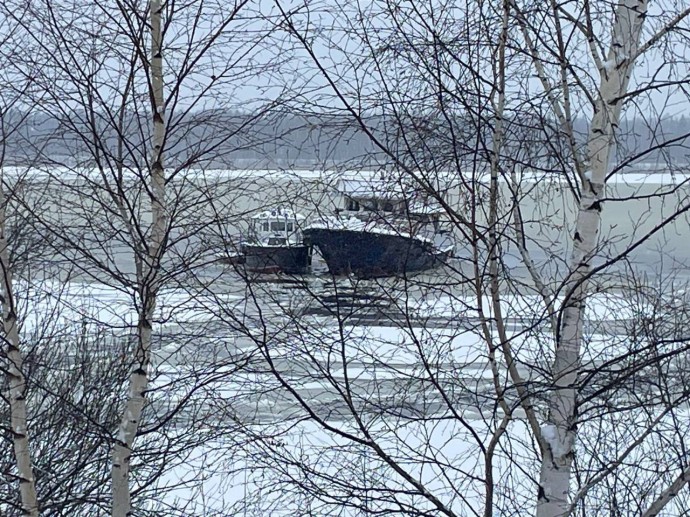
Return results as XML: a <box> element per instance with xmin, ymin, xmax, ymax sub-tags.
<box><xmin>111</xmin><ymin>1</ymin><xmax>167</xmax><ymax>514</ymax></box>
<box><xmin>538</xmin><ymin>2</ymin><xmax>649</xmax><ymax>515</ymax></box>
<box><xmin>0</xmin><ymin>179</ymin><xmax>38</xmax><ymax>516</ymax></box>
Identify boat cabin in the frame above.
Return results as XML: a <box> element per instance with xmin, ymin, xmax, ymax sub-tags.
<box><xmin>337</xmin><ymin>177</ymin><xmax>407</xmax><ymax>216</ymax></box>
<box><xmin>335</xmin><ymin>175</ymin><xmax>452</xmax><ymax>232</ymax></box>
<box><xmin>407</xmin><ymin>198</ymin><xmax>453</xmax><ymax>234</ymax></box>
<box><xmin>249</xmin><ymin>208</ymin><xmax>305</xmax><ymax>247</ymax></box>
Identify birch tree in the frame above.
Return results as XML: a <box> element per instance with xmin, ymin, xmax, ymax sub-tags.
<box><xmin>534</xmin><ymin>1</ymin><xmax>648</xmax><ymax>514</ymax></box>
<box><xmin>0</xmin><ymin>0</ymin><xmax>295</xmax><ymax>513</ymax></box>
<box><xmin>110</xmin><ymin>0</ymin><xmax>166</xmax><ymax>513</ymax></box>
<box><xmin>0</xmin><ymin>23</ymin><xmax>122</xmax><ymax>515</ymax></box>
<box><xmin>0</xmin><ymin>103</ymin><xmax>38</xmax><ymax>517</ymax></box>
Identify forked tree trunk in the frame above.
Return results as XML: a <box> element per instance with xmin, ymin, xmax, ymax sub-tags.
<box><xmin>536</xmin><ymin>1</ymin><xmax>648</xmax><ymax>516</ymax></box>
<box><xmin>111</xmin><ymin>1</ymin><xmax>166</xmax><ymax>515</ymax></box>
<box><xmin>0</xmin><ymin>183</ymin><xmax>39</xmax><ymax>516</ymax></box>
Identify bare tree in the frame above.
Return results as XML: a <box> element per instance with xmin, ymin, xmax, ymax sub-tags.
<box><xmin>0</xmin><ymin>0</ymin><xmax>296</xmax><ymax>514</ymax></box>
<box><xmin>529</xmin><ymin>2</ymin><xmax>649</xmax><ymax>515</ymax></box>
<box><xmin>0</xmin><ymin>86</ymin><xmax>39</xmax><ymax>517</ymax></box>
<box><xmin>3</xmin><ymin>0</ymin><xmax>690</xmax><ymax>514</ymax></box>
<box><xmin>110</xmin><ymin>0</ymin><xmax>166</xmax><ymax>513</ymax></box>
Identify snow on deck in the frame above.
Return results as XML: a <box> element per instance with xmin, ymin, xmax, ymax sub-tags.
<box><xmin>306</xmin><ymin>215</ymin><xmax>436</xmax><ymax>244</ymax></box>
<box><xmin>251</xmin><ymin>207</ymin><xmax>306</xmax><ymax>220</ymax></box>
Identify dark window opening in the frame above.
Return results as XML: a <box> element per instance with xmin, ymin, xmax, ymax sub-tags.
<box><xmin>346</xmin><ymin>198</ymin><xmax>360</xmax><ymax>211</ymax></box>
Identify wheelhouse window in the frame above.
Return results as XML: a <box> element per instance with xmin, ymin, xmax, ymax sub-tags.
<box><xmin>346</xmin><ymin>198</ymin><xmax>360</xmax><ymax>211</ymax></box>
<box><xmin>270</xmin><ymin>222</ymin><xmax>286</xmax><ymax>232</ymax></box>
<box><xmin>261</xmin><ymin>222</ymin><xmax>269</xmax><ymax>232</ymax></box>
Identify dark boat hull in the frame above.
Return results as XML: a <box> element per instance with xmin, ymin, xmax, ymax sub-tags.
<box><xmin>303</xmin><ymin>228</ymin><xmax>449</xmax><ymax>277</ymax></box>
<box><xmin>242</xmin><ymin>244</ymin><xmax>311</xmax><ymax>274</ymax></box>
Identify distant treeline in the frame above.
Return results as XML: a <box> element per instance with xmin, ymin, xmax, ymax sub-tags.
<box><xmin>2</xmin><ymin>109</ymin><xmax>688</xmax><ymax>169</ymax></box>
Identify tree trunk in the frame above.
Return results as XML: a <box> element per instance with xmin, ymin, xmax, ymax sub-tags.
<box><xmin>536</xmin><ymin>1</ymin><xmax>648</xmax><ymax>516</ymax></box>
<box><xmin>0</xmin><ymin>182</ymin><xmax>39</xmax><ymax>516</ymax></box>
<box><xmin>111</xmin><ymin>1</ymin><xmax>166</xmax><ymax>515</ymax></box>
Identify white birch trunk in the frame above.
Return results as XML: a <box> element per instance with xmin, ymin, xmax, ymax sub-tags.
<box><xmin>0</xmin><ymin>183</ymin><xmax>39</xmax><ymax>516</ymax></box>
<box><xmin>536</xmin><ymin>1</ymin><xmax>648</xmax><ymax>516</ymax></box>
<box><xmin>111</xmin><ymin>1</ymin><xmax>166</xmax><ymax>515</ymax></box>
<box><xmin>484</xmin><ymin>4</ymin><xmax>510</xmax><ymax>516</ymax></box>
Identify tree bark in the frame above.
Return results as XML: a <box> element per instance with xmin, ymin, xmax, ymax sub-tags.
<box><xmin>111</xmin><ymin>1</ymin><xmax>166</xmax><ymax>515</ymax></box>
<box><xmin>536</xmin><ymin>1</ymin><xmax>648</xmax><ymax>516</ymax></box>
<box><xmin>0</xmin><ymin>182</ymin><xmax>39</xmax><ymax>516</ymax></box>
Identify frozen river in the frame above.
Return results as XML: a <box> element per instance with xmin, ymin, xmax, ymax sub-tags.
<box><xmin>32</xmin><ymin>264</ymin><xmax>669</xmax><ymax>428</ymax></box>
<box><xmin>28</xmin><ymin>270</ymin><xmax>682</xmax><ymax>516</ymax></box>
<box><xmin>11</xmin><ymin>167</ymin><xmax>690</xmax><ymax>425</ymax></box>
<box><xmin>9</xmin><ymin>167</ymin><xmax>690</xmax><ymax>284</ymax></box>
<box><xmin>12</xmin><ymin>166</ymin><xmax>689</xmax><ymax>516</ymax></box>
